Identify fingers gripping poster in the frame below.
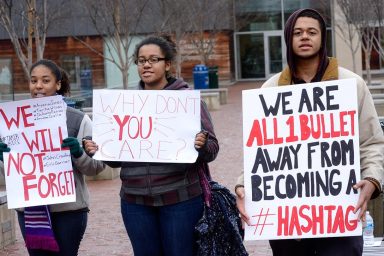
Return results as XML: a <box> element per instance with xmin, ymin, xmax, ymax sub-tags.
<box><xmin>92</xmin><ymin>90</ymin><xmax>200</xmax><ymax>163</ymax></box>
<box><xmin>242</xmin><ymin>78</ymin><xmax>361</xmax><ymax>240</ymax></box>
<box><xmin>0</xmin><ymin>96</ymin><xmax>75</xmax><ymax>209</ymax></box>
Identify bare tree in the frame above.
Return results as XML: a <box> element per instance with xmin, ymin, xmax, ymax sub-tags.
<box><xmin>371</xmin><ymin>0</ymin><xmax>384</xmax><ymax>66</ymax></box>
<box><xmin>154</xmin><ymin>0</ymin><xmax>193</xmax><ymax>77</ymax></box>
<box><xmin>336</xmin><ymin>0</ymin><xmax>383</xmax><ymax>84</ymax></box>
<box><xmin>233</xmin><ymin>0</ymin><xmax>264</xmax><ymax>32</ymax></box>
<box><xmin>355</xmin><ymin>0</ymin><xmax>378</xmax><ymax>84</ymax></box>
<box><xmin>153</xmin><ymin>0</ymin><xmax>231</xmax><ymax>76</ymax></box>
<box><xmin>77</xmin><ymin>0</ymin><xmax>149</xmax><ymax>89</ymax></box>
<box><xmin>0</xmin><ymin>0</ymin><xmax>67</xmax><ymax>79</ymax></box>
<box><xmin>335</xmin><ymin>0</ymin><xmax>361</xmax><ymax>72</ymax></box>
<box><xmin>186</xmin><ymin>0</ymin><xmax>231</xmax><ymax>66</ymax></box>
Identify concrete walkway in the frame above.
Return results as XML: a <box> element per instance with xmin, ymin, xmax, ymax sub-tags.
<box><xmin>1</xmin><ymin>81</ymin><xmax>380</xmax><ymax>255</ymax></box>
<box><xmin>1</xmin><ymin>81</ymin><xmax>272</xmax><ymax>256</ymax></box>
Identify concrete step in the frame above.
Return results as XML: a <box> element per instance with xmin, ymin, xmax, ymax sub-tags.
<box><xmin>0</xmin><ymin>192</ymin><xmax>15</xmax><ymax>249</ymax></box>
<box><xmin>374</xmin><ymin>99</ymin><xmax>384</xmax><ymax>116</ymax></box>
<box><xmin>369</xmin><ymin>85</ymin><xmax>384</xmax><ymax>94</ymax></box>
<box><xmin>201</xmin><ymin>92</ymin><xmax>220</xmax><ymax>111</ymax></box>
<box><xmin>198</xmin><ymin>88</ymin><xmax>228</xmax><ymax>104</ymax></box>
<box><xmin>372</xmin><ymin>94</ymin><xmax>384</xmax><ymax>99</ymax></box>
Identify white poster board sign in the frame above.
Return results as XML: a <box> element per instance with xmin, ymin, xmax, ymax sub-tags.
<box><xmin>92</xmin><ymin>90</ymin><xmax>200</xmax><ymax>163</ymax></box>
<box><xmin>0</xmin><ymin>96</ymin><xmax>75</xmax><ymax>209</ymax></box>
<box><xmin>242</xmin><ymin>78</ymin><xmax>361</xmax><ymax>240</ymax></box>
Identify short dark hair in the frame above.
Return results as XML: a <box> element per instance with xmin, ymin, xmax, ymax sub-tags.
<box><xmin>297</xmin><ymin>9</ymin><xmax>325</xmax><ymax>30</ymax></box>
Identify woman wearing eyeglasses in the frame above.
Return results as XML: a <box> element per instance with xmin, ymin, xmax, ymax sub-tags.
<box><xmin>84</xmin><ymin>35</ymin><xmax>219</xmax><ymax>256</ymax></box>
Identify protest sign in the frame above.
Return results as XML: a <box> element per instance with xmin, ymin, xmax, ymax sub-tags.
<box><xmin>242</xmin><ymin>78</ymin><xmax>361</xmax><ymax>240</ymax></box>
<box><xmin>92</xmin><ymin>89</ymin><xmax>200</xmax><ymax>163</ymax></box>
<box><xmin>0</xmin><ymin>96</ymin><xmax>75</xmax><ymax>209</ymax></box>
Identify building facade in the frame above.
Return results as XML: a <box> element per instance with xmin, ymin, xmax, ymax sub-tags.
<box><xmin>0</xmin><ymin>0</ymin><xmax>382</xmax><ymax>104</ymax></box>
<box><xmin>233</xmin><ymin>0</ymin><xmax>333</xmax><ymax>80</ymax></box>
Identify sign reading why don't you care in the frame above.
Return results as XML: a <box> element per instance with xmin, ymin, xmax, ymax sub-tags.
<box><xmin>92</xmin><ymin>89</ymin><xmax>201</xmax><ymax>163</ymax></box>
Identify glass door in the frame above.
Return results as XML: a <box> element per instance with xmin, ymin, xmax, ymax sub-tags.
<box><xmin>237</xmin><ymin>33</ymin><xmax>265</xmax><ymax>79</ymax></box>
<box><xmin>265</xmin><ymin>32</ymin><xmax>284</xmax><ymax>78</ymax></box>
<box><xmin>236</xmin><ymin>32</ymin><xmax>285</xmax><ymax>80</ymax></box>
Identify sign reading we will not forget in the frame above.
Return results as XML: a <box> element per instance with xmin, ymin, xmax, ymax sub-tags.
<box><xmin>92</xmin><ymin>90</ymin><xmax>200</xmax><ymax>163</ymax></box>
<box><xmin>242</xmin><ymin>78</ymin><xmax>361</xmax><ymax>240</ymax></box>
<box><xmin>0</xmin><ymin>96</ymin><xmax>75</xmax><ymax>209</ymax></box>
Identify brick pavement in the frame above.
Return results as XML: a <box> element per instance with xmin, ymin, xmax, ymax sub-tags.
<box><xmin>2</xmin><ymin>81</ymin><xmax>381</xmax><ymax>255</ymax></box>
<box><xmin>1</xmin><ymin>81</ymin><xmax>273</xmax><ymax>256</ymax></box>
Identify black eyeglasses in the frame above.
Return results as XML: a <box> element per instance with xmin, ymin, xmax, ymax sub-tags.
<box><xmin>134</xmin><ymin>56</ymin><xmax>167</xmax><ymax>66</ymax></box>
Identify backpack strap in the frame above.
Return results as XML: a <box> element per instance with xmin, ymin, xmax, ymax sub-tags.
<box><xmin>66</xmin><ymin>107</ymin><xmax>85</xmax><ymax>138</ymax></box>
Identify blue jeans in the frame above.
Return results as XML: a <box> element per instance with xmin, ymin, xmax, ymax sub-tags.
<box><xmin>18</xmin><ymin>210</ymin><xmax>88</xmax><ymax>256</ymax></box>
<box><xmin>121</xmin><ymin>195</ymin><xmax>204</xmax><ymax>256</ymax></box>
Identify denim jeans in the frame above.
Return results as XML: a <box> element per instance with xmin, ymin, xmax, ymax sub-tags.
<box><xmin>18</xmin><ymin>210</ymin><xmax>88</xmax><ymax>256</ymax></box>
<box><xmin>121</xmin><ymin>195</ymin><xmax>204</xmax><ymax>256</ymax></box>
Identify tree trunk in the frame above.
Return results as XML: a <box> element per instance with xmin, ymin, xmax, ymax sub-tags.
<box><xmin>176</xmin><ymin>50</ymin><xmax>182</xmax><ymax>78</ymax></box>
<box><xmin>122</xmin><ymin>66</ymin><xmax>129</xmax><ymax>89</ymax></box>
<box><xmin>27</xmin><ymin>0</ymin><xmax>35</xmax><ymax>74</ymax></box>
<box><xmin>365</xmin><ymin>50</ymin><xmax>372</xmax><ymax>85</ymax></box>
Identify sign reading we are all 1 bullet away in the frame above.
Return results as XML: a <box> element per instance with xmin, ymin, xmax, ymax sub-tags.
<box><xmin>242</xmin><ymin>78</ymin><xmax>361</xmax><ymax>240</ymax></box>
<box><xmin>0</xmin><ymin>96</ymin><xmax>75</xmax><ymax>209</ymax></box>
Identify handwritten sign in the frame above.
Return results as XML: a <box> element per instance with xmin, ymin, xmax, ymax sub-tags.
<box><xmin>92</xmin><ymin>89</ymin><xmax>200</xmax><ymax>163</ymax></box>
<box><xmin>0</xmin><ymin>96</ymin><xmax>75</xmax><ymax>209</ymax></box>
<box><xmin>242</xmin><ymin>78</ymin><xmax>361</xmax><ymax>240</ymax></box>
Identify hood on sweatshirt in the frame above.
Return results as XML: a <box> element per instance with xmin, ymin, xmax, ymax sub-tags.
<box><xmin>138</xmin><ymin>77</ymin><xmax>190</xmax><ymax>91</ymax></box>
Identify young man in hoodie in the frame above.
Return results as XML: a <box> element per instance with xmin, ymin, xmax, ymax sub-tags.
<box><xmin>235</xmin><ymin>8</ymin><xmax>384</xmax><ymax>256</ymax></box>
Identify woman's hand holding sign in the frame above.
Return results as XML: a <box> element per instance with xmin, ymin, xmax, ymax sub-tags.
<box><xmin>83</xmin><ymin>137</ymin><xmax>98</xmax><ymax>156</ymax></box>
<box><xmin>194</xmin><ymin>131</ymin><xmax>208</xmax><ymax>150</ymax></box>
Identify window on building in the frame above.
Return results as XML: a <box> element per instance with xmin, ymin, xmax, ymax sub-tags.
<box><xmin>372</xmin><ymin>28</ymin><xmax>384</xmax><ymax>70</ymax></box>
<box><xmin>60</xmin><ymin>56</ymin><xmax>92</xmax><ymax>90</ymax></box>
<box><xmin>283</xmin><ymin>0</ymin><xmax>331</xmax><ymax>26</ymax></box>
<box><xmin>236</xmin><ymin>1</ymin><xmax>282</xmax><ymax>32</ymax></box>
<box><xmin>234</xmin><ymin>0</ymin><xmax>333</xmax><ymax>80</ymax></box>
<box><xmin>236</xmin><ymin>0</ymin><xmax>331</xmax><ymax>32</ymax></box>
<box><xmin>238</xmin><ymin>34</ymin><xmax>265</xmax><ymax>78</ymax></box>
<box><xmin>381</xmin><ymin>29</ymin><xmax>384</xmax><ymax>70</ymax></box>
<box><xmin>362</xmin><ymin>27</ymin><xmax>384</xmax><ymax>71</ymax></box>
<box><xmin>0</xmin><ymin>58</ymin><xmax>13</xmax><ymax>102</ymax></box>
<box><xmin>60</xmin><ymin>55</ymin><xmax>93</xmax><ymax>107</ymax></box>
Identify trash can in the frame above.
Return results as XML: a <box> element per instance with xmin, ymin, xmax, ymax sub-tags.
<box><xmin>72</xmin><ymin>97</ymin><xmax>86</xmax><ymax>110</ymax></box>
<box><xmin>80</xmin><ymin>69</ymin><xmax>92</xmax><ymax>107</ymax></box>
<box><xmin>80</xmin><ymin>69</ymin><xmax>92</xmax><ymax>91</ymax></box>
<box><xmin>193</xmin><ymin>64</ymin><xmax>209</xmax><ymax>89</ymax></box>
<box><xmin>208</xmin><ymin>66</ymin><xmax>219</xmax><ymax>89</ymax></box>
<box><xmin>63</xmin><ymin>98</ymin><xmax>76</xmax><ymax>108</ymax></box>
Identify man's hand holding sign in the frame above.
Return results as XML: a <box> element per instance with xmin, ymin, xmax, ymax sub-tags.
<box><xmin>242</xmin><ymin>78</ymin><xmax>362</xmax><ymax>240</ymax></box>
